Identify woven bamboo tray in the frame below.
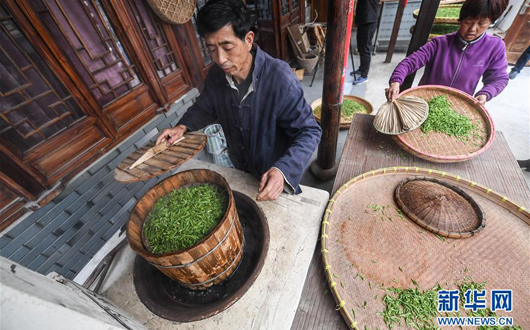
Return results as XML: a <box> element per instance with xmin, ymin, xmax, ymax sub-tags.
<box><xmin>393</xmin><ymin>85</ymin><xmax>495</xmax><ymax>163</ymax></box>
<box><xmin>312</xmin><ymin>95</ymin><xmax>373</xmax><ymax>130</ymax></box>
<box><xmin>146</xmin><ymin>0</ymin><xmax>196</xmax><ymax>24</ymax></box>
<box><xmin>413</xmin><ymin>4</ymin><xmax>462</xmax><ymax>24</ymax></box>
<box><xmin>114</xmin><ymin>131</ymin><xmax>206</xmax><ymax>183</ymax></box>
<box><xmin>321</xmin><ymin>167</ymin><xmax>530</xmax><ymax>330</ymax></box>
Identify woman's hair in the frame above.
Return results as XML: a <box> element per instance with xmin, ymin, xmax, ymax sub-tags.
<box><xmin>197</xmin><ymin>0</ymin><xmax>252</xmax><ymax>40</ymax></box>
<box><xmin>459</xmin><ymin>0</ymin><xmax>509</xmax><ymax>22</ymax></box>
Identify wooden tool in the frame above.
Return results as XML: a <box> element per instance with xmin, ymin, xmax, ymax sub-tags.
<box><xmin>129</xmin><ymin>136</ymin><xmax>185</xmax><ymax>169</ymax></box>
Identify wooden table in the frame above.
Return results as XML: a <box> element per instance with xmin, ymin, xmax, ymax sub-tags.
<box><xmin>291</xmin><ymin>114</ymin><xmax>530</xmax><ymax>330</ymax></box>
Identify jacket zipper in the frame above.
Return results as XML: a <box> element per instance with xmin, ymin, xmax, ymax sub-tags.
<box><xmin>450</xmin><ymin>42</ymin><xmax>469</xmax><ymax>87</ymax></box>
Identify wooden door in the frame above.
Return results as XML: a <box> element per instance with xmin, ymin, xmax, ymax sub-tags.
<box><xmin>21</xmin><ymin>0</ymin><xmax>162</xmax><ymax>134</ymax></box>
<box><xmin>122</xmin><ymin>0</ymin><xmax>191</xmax><ymax>103</ymax></box>
<box><xmin>279</xmin><ymin>0</ymin><xmax>303</xmax><ymax>60</ymax></box>
<box><xmin>0</xmin><ymin>1</ymin><xmax>113</xmax><ymax>190</ymax></box>
<box><xmin>504</xmin><ymin>0</ymin><xmax>530</xmax><ymax>64</ymax></box>
<box><xmin>256</xmin><ymin>0</ymin><xmax>304</xmax><ymax>60</ymax></box>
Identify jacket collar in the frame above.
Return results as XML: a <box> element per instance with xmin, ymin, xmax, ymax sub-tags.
<box><xmin>456</xmin><ymin>31</ymin><xmax>486</xmax><ymax>49</ymax></box>
<box><xmin>223</xmin><ymin>44</ymin><xmax>265</xmax><ymax>103</ymax></box>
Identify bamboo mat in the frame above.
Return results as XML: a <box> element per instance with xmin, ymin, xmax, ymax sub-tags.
<box><xmin>322</xmin><ymin>168</ymin><xmax>529</xmax><ymax>329</ymax></box>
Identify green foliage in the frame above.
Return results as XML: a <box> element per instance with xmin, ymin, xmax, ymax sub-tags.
<box><xmin>142</xmin><ymin>184</ymin><xmax>227</xmax><ymax>254</ymax></box>
<box><xmin>342</xmin><ymin>99</ymin><xmax>369</xmax><ymax>118</ymax></box>
<box><xmin>436</xmin><ymin>7</ymin><xmax>461</xmax><ymax>18</ymax></box>
<box><xmin>377</xmin><ymin>277</ymin><xmax>522</xmax><ymax>330</ymax></box>
<box><xmin>314</xmin><ymin>99</ymin><xmax>368</xmax><ymax>121</ymax></box>
<box><xmin>455</xmin><ymin>277</ymin><xmax>522</xmax><ymax>330</ymax></box>
<box><xmin>379</xmin><ymin>285</ymin><xmax>440</xmax><ymax>330</ymax></box>
<box><xmin>430</xmin><ymin>24</ymin><xmax>460</xmax><ymax>35</ymax></box>
<box><xmin>421</xmin><ymin>96</ymin><xmax>475</xmax><ymax>137</ymax></box>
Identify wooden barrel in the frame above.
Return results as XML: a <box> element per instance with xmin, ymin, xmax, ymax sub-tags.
<box><xmin>127</xmin><ymin>169</ymin><xmax>244</xmax><ymax>290</ymax></box>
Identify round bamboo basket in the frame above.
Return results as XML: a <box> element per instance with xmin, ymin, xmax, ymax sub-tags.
<box><xmin>146</xmin><ymin>0</ymin><xmax>196</xmax><ymax>24</ymax></box>
<box><xmin>312</xmin><ymin>95</ymin><xmax>373</xmax><ymax>130</ymax></box>
<box><xmin>127</xmin><ymin>169</ymin><xmax>244</xmax><ymax>290</ymax></box>
<box><xmin>393</xmin><ymin>85</ymin><xmax>495</xmax><ymax>163</ymax></box>
<box><xmin>394</xmin><ymin>176</ymin><xmax>486</xmax><ymax>238</ymax></box>
<box><xmin>413</xmin><ymin>4</ymin><xmax>462</xmax><ymax>24</ymax></box>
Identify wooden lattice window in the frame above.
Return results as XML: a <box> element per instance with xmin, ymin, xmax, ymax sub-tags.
<box><xmin>27</xmin><ymin>0</ymin><xmax>142</xmax><ymax>107</ymax></box>
<box><xmin>257</xmin><ymin>0</ymin><xmax>272</xmax><ymax>20</ymax></box>
<box><xmin>0</xmin><ymin>2</ymin><xmax>85</xmax><ymax>155</ymax></box>
<box><xmin>126</xmin><ymin>0</ymin><xmax>178</xmax><ymax>79</ymax></box>
<box><xmin>281</xmin><ymin>0</ymin><xmax>289</xmax><ymax>16</ymax></box>
<box><xmin>292</xmin><ymin>0</ymin><xmax>299</xmax><ymax>11</ymax></box>
<box><xmin>191</xmin><ymin>0</ymin><xmax>212</xmax><ymax>66</ymax></box>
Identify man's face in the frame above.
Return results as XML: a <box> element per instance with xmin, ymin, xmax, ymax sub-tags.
<box><xmin>205</xmin><ymin>24</ymin><xmax>253</xmax><ymax>79</ymax></box>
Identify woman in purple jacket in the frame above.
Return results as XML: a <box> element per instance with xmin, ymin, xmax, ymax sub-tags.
<box><xmin>386</xmin><ymin>0</ymin><xmax>509</xmax><ymax>105</ymax></box>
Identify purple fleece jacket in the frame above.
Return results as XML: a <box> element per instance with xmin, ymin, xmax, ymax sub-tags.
<box><xmin>389</xmin><ymin>32</ymin><xmax>508</xmax><ymax>101</ymax></box>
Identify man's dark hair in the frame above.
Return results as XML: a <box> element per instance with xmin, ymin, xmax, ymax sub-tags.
<box><xmin>459</xmin><ymin>0</ymin><xmax>509</xmax><ymax>22</ymax></box>
<box><xmin>197</xmin><ymin>0</ymin><xmax>252</xmax><ymax>40</ymax></box>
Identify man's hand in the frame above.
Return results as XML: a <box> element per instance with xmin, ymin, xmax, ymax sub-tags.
<box><xmin>256</xmin><ymin>168</ymin><xmax>284</xmax><ymax>201</ymax></box>
<box><xmin>385</xmin><ymin>82</ymin><xmax>400</xmax><ymax>102</ymax></box>
<box><xmin>156</xmin><ymin>124</ymin><xmax>187</xmax><ymax>146</ymax></box>
<box><xmin>474</xmin><ymin>95</ymin><xmax>487</xmax><ymax>105</ymax></box>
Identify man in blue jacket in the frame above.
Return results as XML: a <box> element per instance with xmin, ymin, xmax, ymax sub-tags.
<box><xmin>156</xmin><ymin>0</ymin><xmax>321</xmax><ymax>201</ymax></box>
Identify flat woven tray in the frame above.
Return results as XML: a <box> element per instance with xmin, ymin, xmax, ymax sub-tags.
<box><xmin>393</xmin><ymin>85</ymin><xmax>495</xmax><ymax>163</ymax></box>
<box><xmin>321</xmin><ymin>167</ymin><xmax>529</xmax><ymax>330</ymax></box>
<box><xmin>312</xmin><ymin>95</ymin><xmax>373</xmax><ymax>130</ymax></box>
<box><xmin>413</xmin><ymin>4</ymin><xmax>462</xmax><ymax>24</ymax></box>
<box><xmin>114</xmin><ymin>131</ymin><xmax>206</xmax><ymax>183</ymax></box>
<box><xmin>146</xmin><ymin>0</ymin><xmax>196</xmax><ymax>24</ymax></box>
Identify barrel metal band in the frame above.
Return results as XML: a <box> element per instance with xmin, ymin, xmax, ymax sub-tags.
<box><xmin>149</xmin><ymin>211</ymin><xmax>238</xmax><ymax>269</ymax></box>
<box><xmin>186</xmin><ymin>234</ymin><xmax>246</xmax><ymax>287</ymax></box>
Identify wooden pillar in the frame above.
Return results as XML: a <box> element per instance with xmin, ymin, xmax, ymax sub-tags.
<box><xmin>384</xmin><ymin>0</ymin><xmax>407</xmax><ymax>63</ymax></box>
<box><xmin>400</xmin><ymin>0</ymin><xmax>441</xmax><ymax>90</ymax></box>
<box><xmin>311</xmin><ymin>0</ymin><xmax>354</xmax><ymax>179</ymax></box>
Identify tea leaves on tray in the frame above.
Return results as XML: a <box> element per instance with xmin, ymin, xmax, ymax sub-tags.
<box><xmin>380</xmin><ymin>285</ymin><xmax>440</xmax><ymax>330</ymax></box>
<box><xmin>143</xmin><ymin>183</ymin><xmax>227</xmax><ymax>254</ymax></box>
<box><xmin>430</xmin><ymin>24</ymin><xmax>460</xmax><ymax>35</ymax></box>
<box><xmin>314</xmin><ymin>99</ymin><xmax>368</xmax><ymax>121</ymax></box>
<box><xmin>421</xmin><ymin>96</ymin><xmax>475</xmax><ymax>138</ymax></box>
<box><xmin>436</xmin><ymin>6</ymin><xmax>461</xmax><ymax>18</ymax></box>
<box><xmin>377</xmin><ymin>276</ymin><xmax>523</xmax><ymax>330</ymax></box>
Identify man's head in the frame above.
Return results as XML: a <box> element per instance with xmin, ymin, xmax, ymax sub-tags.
<box><xmin>197</xmin><ymin>0</ymin><xmax>254</xmax><ymax>81</ymax></box>
<box><xmin>458</xmin><ymin>0</ymin><xmax>508</xmax><ymax>41</ymax></box>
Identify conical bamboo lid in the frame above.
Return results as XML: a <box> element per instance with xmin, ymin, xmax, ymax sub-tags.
<box><xmin>374</xmin><ymin>96</ymin><xmax>429</xmax><ymax>135</ymax></box>
<box><xmin>395</xmin><ymin>177</ymin><xmax>485</xmax><ymax>238</ymax></box>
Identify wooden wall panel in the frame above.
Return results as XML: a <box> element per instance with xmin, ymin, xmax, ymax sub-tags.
<box><xmin>0</xmin><ymin>182</ymin><xmax>18</xmax><ymax>211</ymax></box>
<box><xmin>32</xmin><ymin>118</ymin><xmax>110</xmax><ymax>183</ymax></box>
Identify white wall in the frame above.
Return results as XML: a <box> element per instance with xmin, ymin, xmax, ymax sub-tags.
<box><xmin>498</xmin><ymin>0</ymin><xmax>526</xmax><ymax>31</ymax></box>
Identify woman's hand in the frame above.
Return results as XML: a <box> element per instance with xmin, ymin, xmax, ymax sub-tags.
<box><xmin>156</xmin><ymin>124</ymin><xmax>187</xmax><ymax>146</ymax></box>
<box><xmin>474</xmin><ymin>95</ymin><xmax>487</xmax><ymax>105</ymax></box>
<box><xmin>385</xmin><ymin>82</ymin><xmax>400</xmax><ymax>102</ymax></box>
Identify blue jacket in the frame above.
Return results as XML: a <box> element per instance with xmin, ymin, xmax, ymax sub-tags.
<box><xmin>178</xmin><ymin>46</ymin><xmax>322</xmax><ymax>193</ymax></box>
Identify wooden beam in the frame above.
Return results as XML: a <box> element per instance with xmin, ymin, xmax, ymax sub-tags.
<box><xmin>384</xmin><ymin>0</ymin><xmax>407</xmax><ymax>63</ymax></box>
<box><xmin>312</xmin><ymin>0</ymin><xmax>353</xmax><ymax>177</ymax></box>
<box><xmin>400</xmin><ymin>0</ymin><xmax>441</xmax><ymax>90</ymax></box>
